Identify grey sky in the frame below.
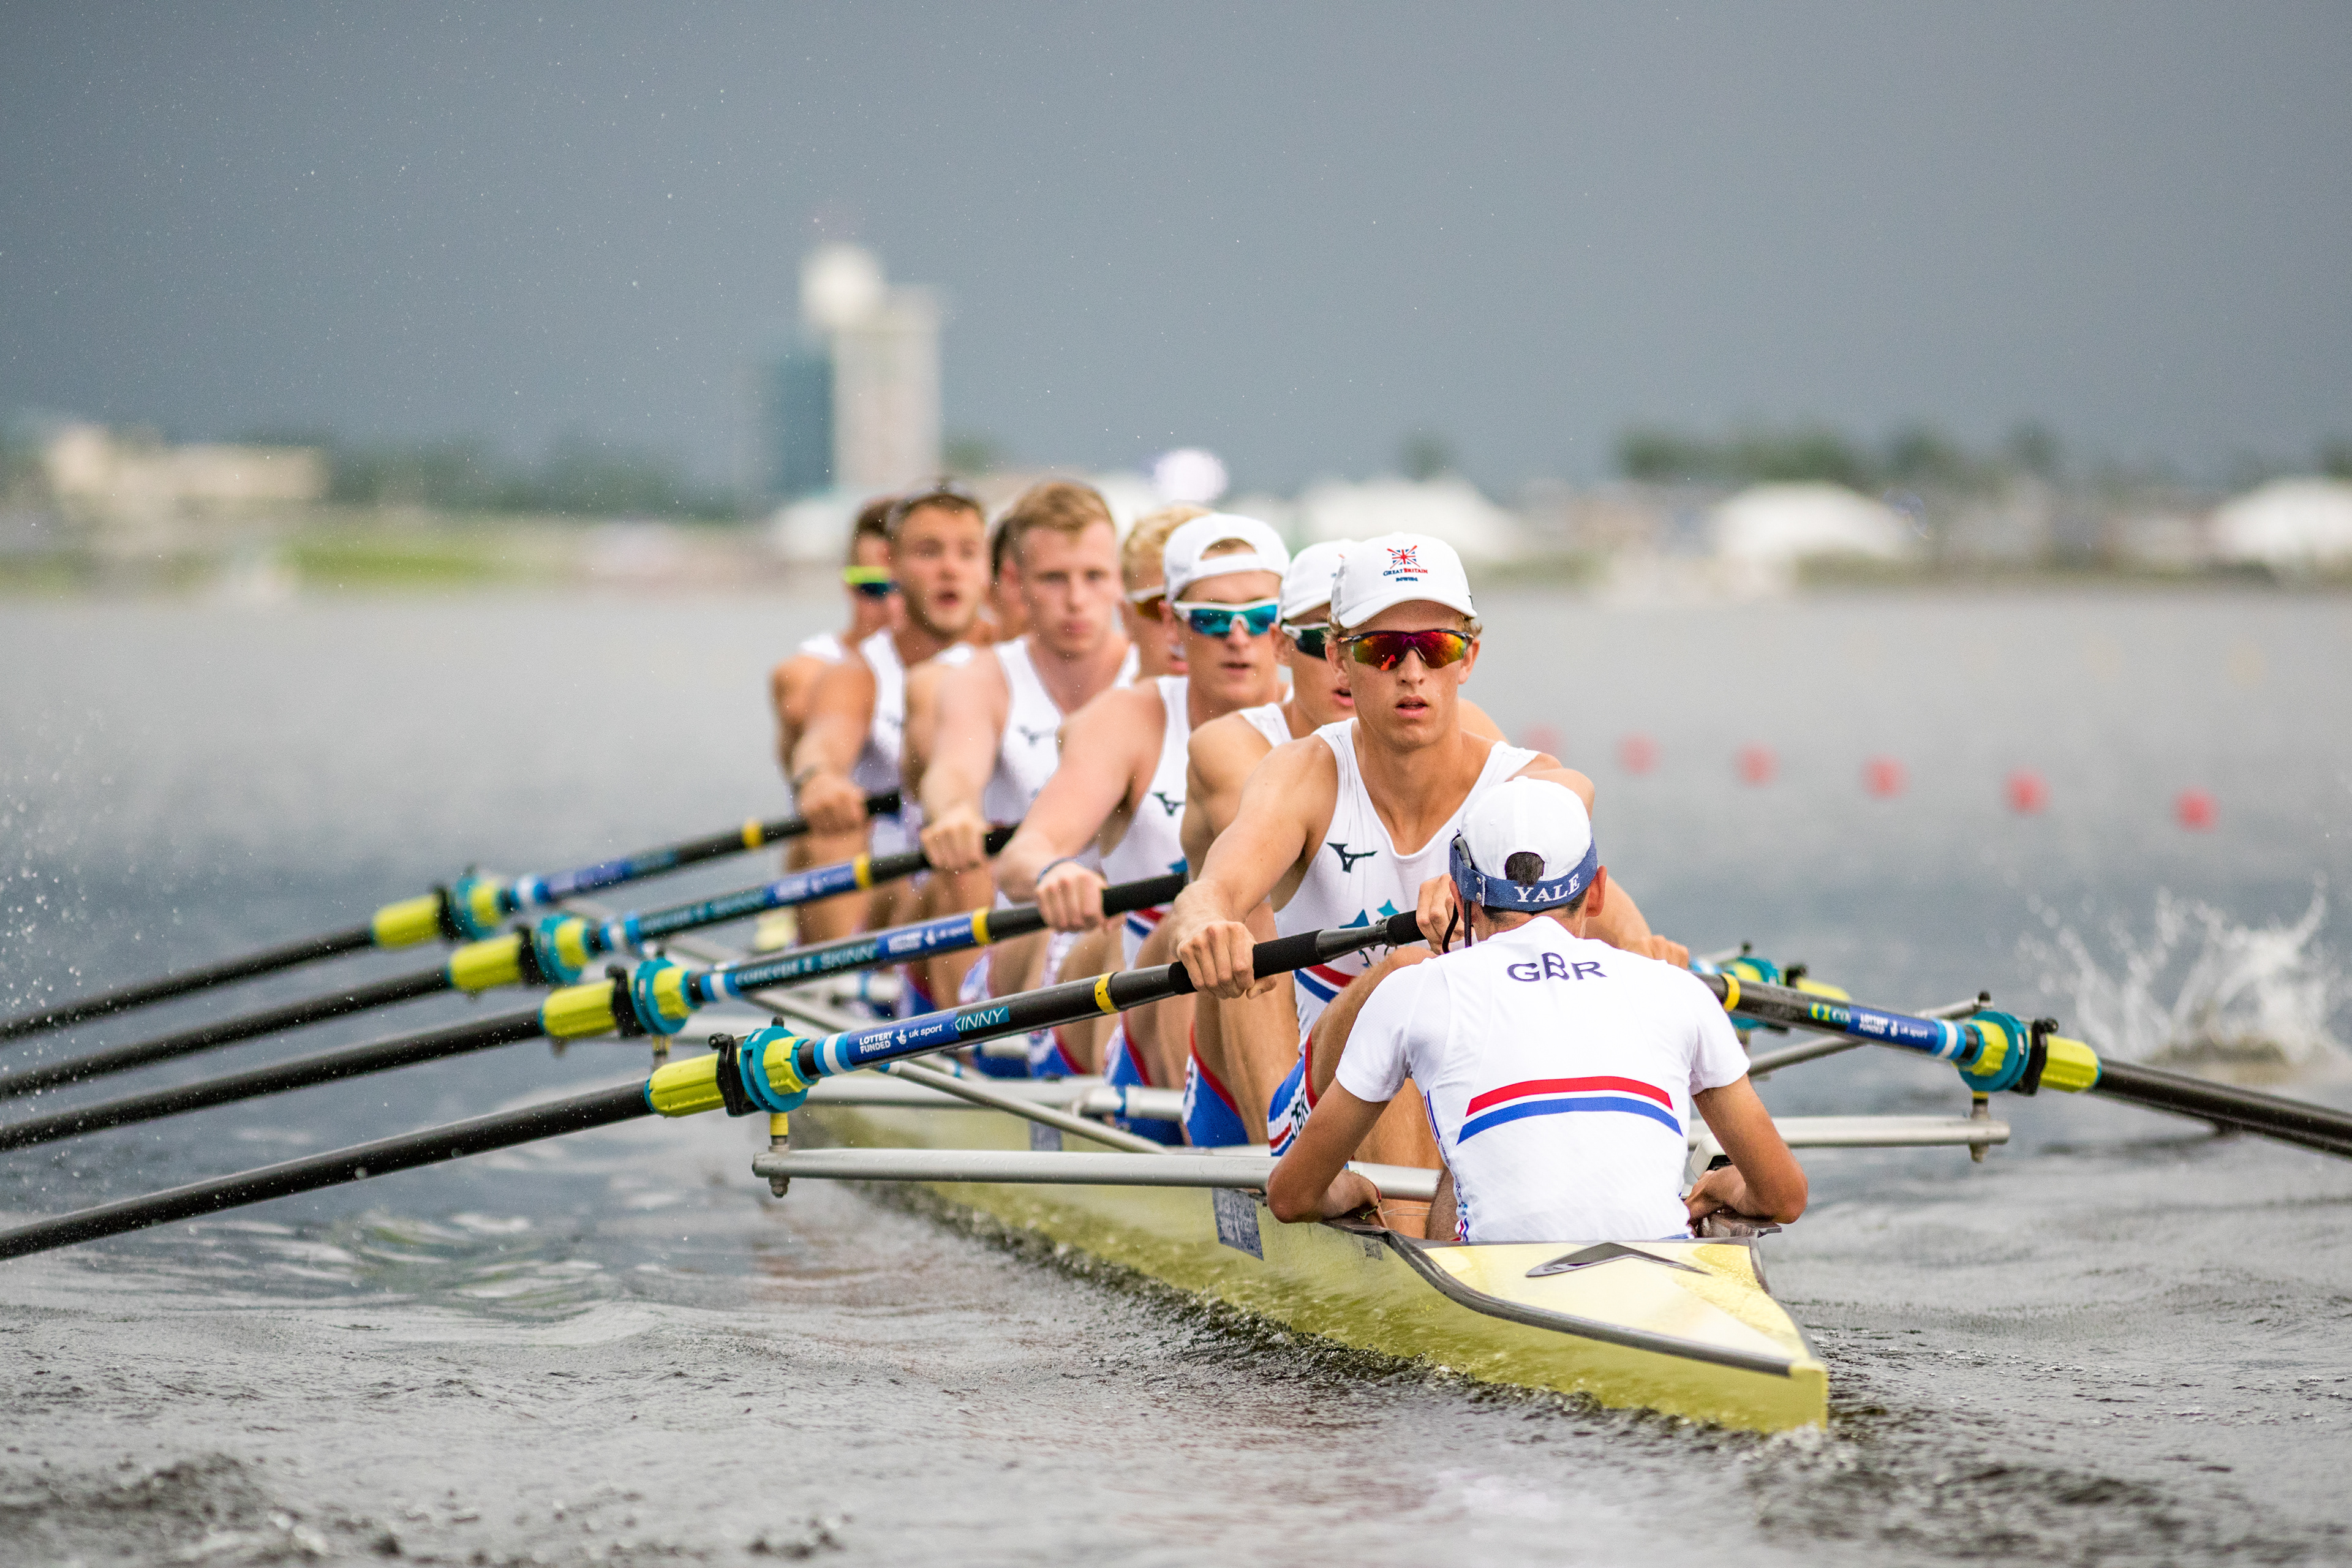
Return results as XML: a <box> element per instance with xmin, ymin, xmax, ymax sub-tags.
<box><xmin>4</xmin><ymin>2</ymin><xmax>2346</xmax><ymax>492</ymax></box>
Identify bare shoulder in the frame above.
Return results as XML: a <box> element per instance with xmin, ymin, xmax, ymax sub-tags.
<box><xmin>1188</xmin><ymin>708</ymin><xmax>1278</xmax><ymax>778</ymax></box>
<box><xmin>1253</xmin><ymin>731</ymin><xmax>1341</xmax><ymax>799</ymax></box>
<box><xmin>1458</xmin><ymin>698</ymin><xmax>1507</xmax><ymax>742</ymax></box>
<box><xmin>1509</xmin><ymin>757</ymin><xmax>1594</xmax><ymax>810</ymax></box>
<box><xmin>938</xmin><ymin>646</ymin><xmax>1009</xmax><ymax>705</ymax></box>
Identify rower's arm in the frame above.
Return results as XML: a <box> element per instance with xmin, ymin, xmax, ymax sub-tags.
<box><xmin>1179</xmin><ymin>716</ymin><xmax>1271</xmax><ymax>874</ymax></box>
<box><xmin>899</xmin><ymin>661</ymin><xmax>949</xmax><ymax>801</ymax></box>
<box><xmin>1165</xmin><ymin>739</ymin><xmax>1324</xmax><ymax>999</ymax></box>
<box><xmin>1307</xmin><ymin>948</ymin><xmax>1428</xmax><ymax>1096</ymax></box>
<box><xmin>995</xmin><ymin>691</ymin><xmax>1149</xmax><ymax>926</ymax></box>
<box><xmin>1687</xmin><ymin>1078</ymin><xmax>1808</xmax><ymax>1224</ymax></box>
<box><xmin>918</xmin><ymin>657</ymin><xmax>1010</xmax><ymax>872</ymax></box>
<box><xmin>1498</xmin><ymin>761</ymin><xmax>1689</xmax><ymax>967</ymax></box>
<box><xmin>788</xmin><ymin>657</ymin><xmax>880</xmax><ymax>835</ymax></box>
<box><xmin>1267</xmin><ymin>1083</ymin><xmax>1387</xmax><ymax>1223</ymax></box>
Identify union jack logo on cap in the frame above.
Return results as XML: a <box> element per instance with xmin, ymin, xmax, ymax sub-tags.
<box><xmin>1385</xmin><ymin>545</ymin><xmax>1423</xmax><ymax>576</ymax></box>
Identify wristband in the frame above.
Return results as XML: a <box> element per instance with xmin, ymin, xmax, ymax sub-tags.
<box><xmin>1035</xmin><ymin>854</ymin><xmax>1098</xmax><ymax>885</ymax></box>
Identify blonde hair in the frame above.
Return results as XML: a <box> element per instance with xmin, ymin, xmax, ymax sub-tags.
<box><xmin>995</xmin><ymin>480</ymin><xmax>1115</xmax><ymax>570</ymax></box>
<box><xmin>1120</xmin><ymin>503</ymin><xmax>1210</xmax><ymax>593</ymax></box>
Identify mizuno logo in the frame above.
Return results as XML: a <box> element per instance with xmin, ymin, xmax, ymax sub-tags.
<box><xmin>1151</xmin><ymin>790</ymin><xmax>1182</xmax><ymax>816</ymax></box>
<box><xmin>1328</xmin><ymin>843</ymin><xmax>1377</xmax><ymax>872</ymax></box>
<box><xmin>1015</xmin><ymin>725</ymin><xmax>1056</xmax><ymax>745</ymax></box>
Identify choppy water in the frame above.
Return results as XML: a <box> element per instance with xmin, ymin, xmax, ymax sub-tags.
<box><xmin>2</xmin><ymin>586</ymin><xmax>2350</xmax><ymax>1566</ymax></box>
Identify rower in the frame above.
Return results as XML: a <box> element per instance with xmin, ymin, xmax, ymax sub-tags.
<box><xmin>789</xmin><ymin>483</ymin><xmax>992</xmax><ymax>945</ymax></box>
<box><xmin>919</xmin><ymin>479</ymin><xmax>1137</xmax><ymax>1074</ymax></box>
<box><xmin>992</xmin><ymin>512</ymin><xmax>1291</xmax><ymax>1131</ymax></box>
<box><xmin>1176</xmin><ymin>538</ymin><xmax>1507</xmax><ymax>1140</ymax></box>
<box><xmin>1165</xmin><ymin>533</ymin><xmax>1687</xmax><ymax>1223</ymax></box>
<box><xmin>758</xmin><ymin>499</ymin><xmax>900</xmax><ymax>950</ymax></box>
<box><xmin>1267</xmin><ymin>777</ymin><xmax>1807</xmax><ymax>1242</ymax></box>
<box><xmin>1118</xmin><ymin>503</ymin><xmax>1204</xmax><ymax>679</ymax></box>
<box><xmin>769</xmin><ymin>497</ymin><xmax>899</xmax><ymax>783</ymax></box>
<box><xmin>1006</xmin><ymin>501</ymin><xmax>1213</xmax><ymax>1062</ymax></box>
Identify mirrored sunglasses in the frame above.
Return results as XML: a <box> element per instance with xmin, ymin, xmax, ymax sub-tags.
<box><xmin>843</xmin><ymin>567</ymin><xmax>898</xmax><ymax>600</ymax></box>
<box><xmin>1280</xmin><ymin>620</ymin><xmax>1330</xmax><ymax>659</ymax></box>
<box><xmin>1339</xmin><ymin>628</ymin><xmax>1471</xmax><ymax>671</ymax></box>
<box><xmin>1172</xmin><ymin>598</ymin><xmax>1281</xmax><ymax>638</ymax></box>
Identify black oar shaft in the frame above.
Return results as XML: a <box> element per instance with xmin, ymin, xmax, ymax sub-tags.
<box><xmin>2090</xmin><ymin>1059</ymin><xmax>2352</xmax><ymax>1159</ymax></box>
<box><xmin>0</xmin><ymin>793</ymin><xmax>901</xmax><ymax>1045</ymax></box>
<box><xmin>0</xmin><ymin>970</ymin><xmax>456</xmax><ymax>1102</ymax></box>
<box><xmin>0</xmin><ymin>1084</ymin><xmax>650</xmax><ymax>1261</ymax></box>
<box><xmin>0</xmin><ymin>1010</ymin><xmax>548</xmax><ymax>1152</ymax></box>
<box><xmin>0</xmin><ymin>913</ymin><xmax>1416</xmax><ymax>1260</ymax></box>
<box><xmin>0</xmin><ymin>925</ymin><xmax>377</xmax><ymax>1042</ymax></box>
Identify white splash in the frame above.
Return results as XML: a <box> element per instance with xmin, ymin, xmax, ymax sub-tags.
<box><xmin>2024</xmin><ymin>886</ymin><xmax>2345</xmax><ymax>1068</ymax></box>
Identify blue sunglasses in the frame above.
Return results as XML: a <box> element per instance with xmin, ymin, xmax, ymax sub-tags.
<box><xmin>1172</xmin><ymin>598</ymin><xmax>1281</xmax><ymax>638</ymax></box>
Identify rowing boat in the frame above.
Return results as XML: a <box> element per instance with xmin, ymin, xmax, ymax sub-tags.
<box><xmin>769</xmin><ymin>1071</ymin><xmax>1835</xmax><ymax>1433</ymax></box>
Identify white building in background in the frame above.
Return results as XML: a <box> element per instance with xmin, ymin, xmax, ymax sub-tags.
<box><xmin>763</xmin><ymin>244</ymin><xmax>943</xmax><ymax>518</ymax></box>
<box><xmin>1711</xmin><ymin>482</ymin><xmax>1913</xmax><ymax>565</ymax></box>
<box><xmin>43</xmin><ymin>423</ymin><xmax>327</xmax><ymax>522</ymax></box>
<box><xmin>2211</xmin><ymin>478</ymin><xmax>2352</xmax><ymax>571</ymax></box>
<box><xmin>1293</xmin><ymin>475</ymin><xmax>1523</xmax><ymax>560</ymax></box>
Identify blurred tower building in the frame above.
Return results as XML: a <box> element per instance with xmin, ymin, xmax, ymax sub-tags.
<box><xmin>762</xmin><ymin>243</ymin><xmax>941</xmax><ymax>502</ymax></box>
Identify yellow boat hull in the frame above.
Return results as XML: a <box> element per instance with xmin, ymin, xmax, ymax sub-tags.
<box><xmin>794</xmin><ymin>1090</ymin><xmax>1828</xmax><ymax>1433</ymax></box>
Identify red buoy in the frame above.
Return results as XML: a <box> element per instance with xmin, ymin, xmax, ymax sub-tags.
<box><xmin>1736</xmin><ymin>744</ymin><xmax>1776</xmax><ymax>786</ymax></box>
<box><xmin>1863</xmin><ymin>756</ymin><xmax>1907</xmax><ymax>798</ymax></box>
<box><xmin>2005</xmin><ymin>770</ymin><xmax>2049</xmax><ymax>815</ymax></box>
<box><xmin>2176</xmin><ymin>788</ymin><xmax>2217</xmax><ymax>831</ymax></box>
<box><xmin>1619</xmin><ymin>733</ymin><xmax>1658</xmax><ymax>775</ymax></box>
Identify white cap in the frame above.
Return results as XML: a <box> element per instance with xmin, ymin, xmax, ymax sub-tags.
<box><xmin>1278</xmin><ymin>540</ymin><xmax>1353</xmax><ymax>622</ymax></box>
<box><xmin>1163</xmin><ymin>513</ymin><xmax>1291</xmax><ymax>601</ymax></box>
<box><xmin>1449</xmin><ymin>778</ymin><xmax>1598</xmax><ymax>913</ymax></box>
<box><xmin>1331</xmin><ymin>532</ymin><xmax>1476</xmax><ymax>629</ymax></box>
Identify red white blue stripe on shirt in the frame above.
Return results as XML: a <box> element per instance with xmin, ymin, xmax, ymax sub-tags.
<box><xmin>1124</xmin><ymin>905</ymin><xmax>1166</xmax><ymax>945</ymax></box>
<box><xmin>1295</xmin><ymin>962</ymin><xmax>1355</xmax><ymax>1007</ymax></box>
<box><xmin>1457</xmin><ymin>1077</ymin><xmax>1681</xmax><ymax>1142</ymax></box>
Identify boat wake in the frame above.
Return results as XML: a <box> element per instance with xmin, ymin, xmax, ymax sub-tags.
<box><xmin>2022</xmin><ymin>885</ymin><xmax>2346</xmax><ymax>1074</ymax></box>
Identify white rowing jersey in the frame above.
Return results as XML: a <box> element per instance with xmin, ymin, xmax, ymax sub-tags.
<box><xmin>1276</xmin><ymin>722</ymin><xmax>1539</xmax><ymax>1042</ymax></box>
<box><xmin>1099</xmin><ymin>677</ymin><xmax>1192</xmax><ymax>965</ymax></box>
<box><xmin>796</xmin><ymin>630</ymin><xmax>849</xmax><ymax>663</ymax></box>
<box><xmin>852</xmin><ymin>628</ymin><xmax>915</xmax><ymax>855</ymax></box>
<box><xmin>1236</xmin><ymin>701</ymin><xmax>1293</xmax><ymax>749</ymax></box>
<box><xmin>979</xmin><ymin>637</ymin><xmax>1140</xmax><ymax>825</ymax></box>
<box><xmin>1336</xmin><ymin>922</ymin><xmax>1749</xmax><ymax>1243</ymax></box>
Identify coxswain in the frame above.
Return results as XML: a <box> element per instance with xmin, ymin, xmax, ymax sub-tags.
<box><xmin>919</xmin><ymin>480</ymin><xmax>1137</xmax><ymax>1074</ymax></box>
<box><xmin>991</xmin><ymin>513</ymin><xmax>1291</xmax><ymax>1130</ymax></box>
<box><xmin>1163</xmin><ymin>533</ymin><xmax>1687</xmax><ymax>1228</ymax></box>
<box><xmin>789</xmin><ymin>483</ymin><xmax>992</xmax><ymax>944</ymax></box>
<box><xmin>1268</xmin><ymin>777</ymin><xmax>1806</xmax><ymax>1242</ymax></box>
<box><xmin>1175</xmin><ymin>539</ymin><xmax>1503</xmax><ymax>1140</ymax></box>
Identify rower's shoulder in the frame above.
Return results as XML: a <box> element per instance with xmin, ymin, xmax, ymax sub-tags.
<box><xmin>1189</xmin><ymin>706</ymin><xmax>1280</xmax><ymax>767</ymax></box>
<box><xmin>1065</xmin><ymin>680</ymin><xmax>1163</xmax><ymax>741</ymax></box>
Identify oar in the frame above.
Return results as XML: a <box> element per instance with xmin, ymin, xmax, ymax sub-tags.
<box><xmin>0</xmin><ymin>911</ymin><xmax>1421</xmax><ymax>1259</ymax></box>
<box><xmin>0</xmin><ymin>793</ymin><xmax>900</xmax><ymax>1042</ymax></box>
<box><xmin>1702</xmin><ymin>972</ymin><xmax>2352</xmax><ymax>1161</ymax></box>
<box><xmin>0</xmin><ymin>871</ymin><xmax>1189</xmax><ymax>1151</ymax></box>
<box><xmin>0</xmin><ymin>825</ymin><xmax>1014</xmax><ymax>1102</ymax></box>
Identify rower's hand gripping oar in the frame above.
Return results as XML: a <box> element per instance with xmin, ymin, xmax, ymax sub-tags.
<box><xmin>0</xmin><ymin>908</ymin><xmax>1421</xmax><ymax>1261</ymax></box>
<box><xmin>0</xmin><ymin>793</ymin><xmax>901</xmax><ymax>1042</ymax></box>
<box><xmin>0</xmin><ymin>822</ymin><xmax>1011</xmax><ymax>1102</ymax></box>
<box><xmin>1702</xmin><ymin>972</ymin><xmax>2352</xmax><ymax>1161</ymax></box>
<box><xmin>0</xmin><ymin>871</ymin><xmax>1189</xmax><ymax>1153</ymax></box>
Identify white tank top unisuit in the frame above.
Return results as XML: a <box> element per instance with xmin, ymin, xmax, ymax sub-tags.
<box><xmin>1235</xmin><ymin>701</ymin><xmax>1293</xmax><ymax>750</ymax></box>
<box><xmin>852</xmin><ymin>629</ymin><xmax>914</xmax><ymax>856</ymax></box>
<box><xmin>1276</xmin><ymin>721</ymin><xmax>1539</xmax><ymax>1043</ymax></box>
<box><xmin>1099</xmin><ymin>677</ymin><xmax>1191</xmax><ymax>965</ymax></box>
<box><xmin>796</xmin><ymin>630</ymin><xmax>848</xmax><ymax>663</ymax></box>
<box><xmin>979</xmin><ymin>638</ymin><xmax>1140</xmax><ymax>825</ymax></box>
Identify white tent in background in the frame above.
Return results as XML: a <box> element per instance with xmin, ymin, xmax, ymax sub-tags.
<box><xmin>1292</xmin><ymin>475</ymin><xmax>1523</xmax><ymax>560</ymax></box>
<box><xmin>2211</xmin><ymin>478</ymin><xmax>2352</xmax><ymax>571</ymax></box>
<box><xmin>1711</xmin><ymin>483</ymin><xmax>1912</xmax><ymax>565</ymax></box>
